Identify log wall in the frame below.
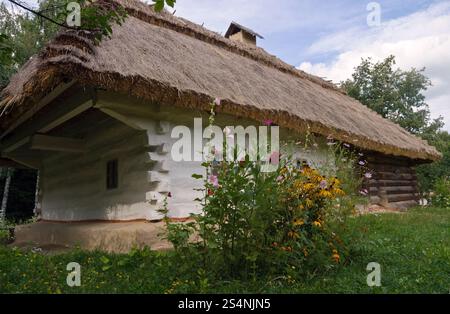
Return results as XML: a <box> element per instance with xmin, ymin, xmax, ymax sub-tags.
<box><xmin>363</xmin><ymin>152</ymin><xmax>421</xmax><ymax>209</ymax></box>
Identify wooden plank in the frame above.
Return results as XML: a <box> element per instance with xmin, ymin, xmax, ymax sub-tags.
<box><xmin>0</xmin><ymin>81</ymin><xmax>76</xmax><ymax>140</ymax></box>
<box><xmin>30</xmin><ymin>134</ymin><xmax>86</xmax><ymax>153</ymax></box>
<box><xmin>376</xmin><ymin>172</ymin><xmax>417</xmax><ymax>180</ymax></box>
<box><xmin>368</xmin><ymin>179</ymin><xmax>418</xmax><ymax>187</ymax></box>
<box><xmin>370</xmin><ymin>164</ymin><xmax>414</xmax><ymax>174</ymax></box>
<box><xmin>0</xmin><ymin>88</ymin><xmax>94</xmax><ymax>151</ymax></box>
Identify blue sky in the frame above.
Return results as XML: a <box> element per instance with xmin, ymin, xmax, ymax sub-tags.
<box><xmin>5</xmin><ymin>0</ymin><xmax>450</xmax><ymax>131</ymax></box>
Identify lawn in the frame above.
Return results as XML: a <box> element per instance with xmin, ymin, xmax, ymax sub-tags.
<box><xmin>0</xmin><ymin>206</ymin><xmax>448</xmax><ymax>294</ymax></box>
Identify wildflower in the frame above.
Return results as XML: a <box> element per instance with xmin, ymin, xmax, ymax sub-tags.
<box><xmin>358</xmin><ymin>160</ymin><xmax>366</xmax><ymax>166</ymax></box>
<box><xmin>214</xmin><ymin>98</ymin><xmax>221</xmax><ymax>106</ymax></box>
<box><xmin>303</xmin><ymin>248</ymin><xmax>309</xmax><ymax>257</ymax></box>
<box><xmin>209</xmin><ymin>175</ymin><xmax>219</xmax><ymax>188</ymax></box>
<box><xmin>313</xmin><ymin>221</ymin><xmax>322</xmax><ymax>228</ymax></box>
<box><xmin>364</xmin><ymin>172</ymin><xmax>373</xmax><ymax>179</ymax></box>
<box><xmin>319</xmin><ymin>179</ymin><xmax>328</xmax><ymax>189</ymax></box>
<box><xmin>263</xmin><ymin>119</ymin><xmax>274</xmax><ymax>126</ymax></box>
<box><xmin>319</xmin><ymin>190</ymin><xmax>333</xmax><ymax>198</ymax></box>
<box><xmin>224</xmin><ymin>127</ymin><xmax>234</xmax><ymax>139</ymax></box>
<box><xmin>332</xmin><ymin>253</ymin><xmax>340</xmax><ymax>263</ymax></box>
<box><xmin>293</xmin><ymin>219</ymin><xmax>305</xmax><ymax>226</ymax></box>
<box><xmin>276</xmin><ymin>175</ymin><xmax>284</xmax><ymax>182</ymax></box>
<box><xmin>343</xmin><ymin>143</ymin><xmax>351</xmax><ymax>148</ymax></box>
<box><xmin>207</xmin><ymin>189</ymin><xmax>214</xmax><ymax>196</ymax></box>
<box><xmin>269</xmin><ymin>151</ymin><xmax>280</xmax><ymax>165</ymax></box>
<box><xmin>359</xmin><ymin>189</ymin><xmax>369</xmax><ymax>196</ymax></box>
<box><xmin>288</xmin><ymin>231</ymin><xmax>299</xmax><ymax>239</ymax></box>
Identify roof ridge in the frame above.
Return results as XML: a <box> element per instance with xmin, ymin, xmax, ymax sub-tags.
<box><xmin>112</xmin><ymin>0</ymin><xmax>346</xmax><ymax>94</ymax></box>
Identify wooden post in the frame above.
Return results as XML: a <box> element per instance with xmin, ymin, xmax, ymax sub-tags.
<box><xmin>0</xmin><ymin>168</ymin><xmax>13</xmax><ymax>225</ymax></box>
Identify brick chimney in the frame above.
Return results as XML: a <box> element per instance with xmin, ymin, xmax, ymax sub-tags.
<box><xmin>224</xmin><ymin>22</ymin><xmax>263</xmax><ymax>46</ymax></box>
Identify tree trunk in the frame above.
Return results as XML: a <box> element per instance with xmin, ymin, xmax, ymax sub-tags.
<box><xmin>0</xmin><ymin>168</ymin><xmax>12</xmax><ymax>225</ymax></box>
<box><xmin>33</xmin><ymin>170</ymin><xmax>41</xmax><ymax>217</ymax></box>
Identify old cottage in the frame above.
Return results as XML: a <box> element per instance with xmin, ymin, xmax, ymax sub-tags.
<box><xmin>0</xmin><ymin>0</ymin><xmax>440</xmax><ymax>227</ymax></box>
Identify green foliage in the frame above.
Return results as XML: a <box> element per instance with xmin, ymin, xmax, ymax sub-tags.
<box><xmin>0</xmin><ymin>0</ymin><xmax>129</xmax><ymax>88</ymax></box>
<box><xmin>343</xmin><ymin>55</ymin><xmax>449</xmax><ymax>196</ymax></box>
<box><xmin>416</xmin><ymin>130</ymin><xmax>450</xmax><ymax>194</ymax></box>
<box><xmin>431</xmin><ymin>177</ymin><xmax>450</xmax><ymax>208</ymax></box>
<box><xmin>0</xmin><ymin>206</ymin><xmax>448</xmax><ymax>293</ymax></box>
<box><xmin>342</xmin><ymin>55</ymin><xmax>443</xmax><ymax>135</ymax></box>
<box><xmin>160</xmin><ymin>102</ymin><xmax>363</xmax><ymax>281</ymax></box>
<box><xmin>153</xmin><ymin>0</ymin><xmax>176</xmax><ymax>12</ymax></box>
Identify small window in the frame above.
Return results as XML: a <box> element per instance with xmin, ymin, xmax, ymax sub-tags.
<box><xmin>106</xmin><ymin>159</ymin><xmax>119</xmax><ymax>190</ymax></box>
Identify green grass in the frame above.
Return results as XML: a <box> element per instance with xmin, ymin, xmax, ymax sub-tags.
<box><xmin>0</xmin><ymin>207</ymin><xmax>448</xmax><ymax>294</ymax></box>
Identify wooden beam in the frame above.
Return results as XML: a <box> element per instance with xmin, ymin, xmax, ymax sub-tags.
<box><xmin>0</xmin><ymin>158</ymin><xmax>30</xmax><ymax>169</ymax></box>
<box><xmin>39</xmin><ymin>100</ymin><xmax>93</xmax><ymax>133</ymax></box>
<box><xmin>0</xmin><ymin>88</ymin><xmax>94</xmax><ymax>151</ymax></box>
<box><xmin>3</xmin><ymin>136</ymin><xmax>30</xmax><ymax>153</ymax></box>
<box><xmin>2</xmin><ymin>153</ymin><xmax>41</xmax><ymax>169</ymax></box>
<box><xmin>30</xmin><ymin>134</ymin><xmax>86</xmax><ymax>153</ymax></box>
<box><xmin>0</xmin><ymin>80</ymin><xmax>76</xmax><ymax>140</ymax></box>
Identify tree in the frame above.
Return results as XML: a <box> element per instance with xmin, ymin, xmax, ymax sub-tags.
<box><xmin>0</xmin><ymin>167</ymin><xmax>13</xmax><ymax>225</ymax></box>
<box><xmin>343</xmin><ymin>55</ymin><xmax>449</xmax><ymax>194</ymax></box>
<box><xmin>416</xmin><ymin>131</ymin><xmax>450</xmax><ymax>193</ymax></box>
<box><xmin>0</xmin><ymin>0</ymin><xmax>175</xmax><ymax>88</ymax></box>
<box><xmin>341</xmin><ymin>55</ymin><xmax>443</xmax><ymax>135</ymax></box>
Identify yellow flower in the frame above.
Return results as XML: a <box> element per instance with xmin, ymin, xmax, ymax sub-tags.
<box><xmin>288</xmin><ymin>231</ymin><xmax>300</xmax><ymax>239</ymax></box>
<box><xmin>293</xmin><ymin>218</ymin><xmax>305</xmax><ymax>226</ymax></box>
<box><xmin>305</xmin><ymin>198</ymin><xmax>314</xmax><ymax>208</ymax></box>
<box><xmin>313</xmin><ymin>221</ymin><xmax>322</xmax><ymax>228</ymax></box>
<box><xmin>332</xmin><ymin>253</ymin><xmax>340</xmax><ymax>263</ymax></box>
<box><xmin>319</xmin><ymin>190</ymin><xmax>333</xmax><ymax>198</ymax></box>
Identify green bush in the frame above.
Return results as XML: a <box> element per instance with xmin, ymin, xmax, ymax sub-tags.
<box><xmin>160</xmin><ymin>101</ymin><xmax>364</xmax><ymax>281</ymax></box>
<box><xmin>431</xmin><ymin>177</ymin><xmax>450</xmax><ymax>208</ymax></box>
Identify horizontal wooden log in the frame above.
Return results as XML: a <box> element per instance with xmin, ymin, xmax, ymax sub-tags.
<box><xmin>369</xmin><ymin>164</ymin><xmax>414</xmax><ymax>174</ymax></box>
<box><xmin>366</xmin><ymin>156</ymin><xmax>412</xmax><ymax>167</ymax></box>
<box><xmin>375</xmin><ymin>172</ymin><xmax>417</xmax><ymax>181</ymax></box>
<box><xmin>368</xmin><ymin>179</ymin><xmax>418</xmax><ymax>187</ymax></box>
<box><xmin>369</xmin><ymin>186</ymin><xmax>418</xmax><ymax>195</ymax></box>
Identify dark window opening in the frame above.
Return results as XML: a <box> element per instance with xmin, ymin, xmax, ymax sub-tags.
<box><xmin>106</xmin><ymin>159</ymin><xmax>118</xmax><ymax>190</ymax></box>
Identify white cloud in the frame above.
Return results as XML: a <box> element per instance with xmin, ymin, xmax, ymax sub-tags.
<box><xmin>299</xmin><ymin>1</ymin><xmax>450</xmax><ymax>131</ymax></box>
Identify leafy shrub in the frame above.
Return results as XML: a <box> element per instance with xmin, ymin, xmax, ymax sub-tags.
<box><xmin>160</xmin><ymin>101</ymin><xmax>364</xmax><ymax>281</ymax></box>
<box><xmin>431</xmin><ymin>177</ymin><xmax>450</xmax><ymax>208</ymax></box>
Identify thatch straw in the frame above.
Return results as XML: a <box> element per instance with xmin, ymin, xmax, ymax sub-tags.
<box><xmin>0</xmin><ymin>0</ymin><xmax>441</xmax><ymax>161</ymax></box>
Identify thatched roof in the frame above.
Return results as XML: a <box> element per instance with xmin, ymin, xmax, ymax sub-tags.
<box><xmin>0</xmin><ymin>0</ymin><xmax>441</xmax><ymax>161</ymax></box>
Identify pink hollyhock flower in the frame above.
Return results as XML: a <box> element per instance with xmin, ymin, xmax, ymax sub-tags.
<box><xmin>214</xmin><ymin>98</ymin><xmax>221</xmax><ymax>106</ymax></box>
<box><xmin>263</xmin><ymin>119</ymin><xmax>274</xmax><ymax>126</ymax></box>
<box><xmin>224</xmin><ymin>127</ymin><xmax>234</xmax><ymax>139</ymax></box>
<box><xmin>209</xmin><ymin>175</ymin><xmax>219</xmax><ymax>188</ymax></box>
<box><xmin>269</xmin><ymin>151</ymin><xmax>280</xmax><ymax>165</ymax></box>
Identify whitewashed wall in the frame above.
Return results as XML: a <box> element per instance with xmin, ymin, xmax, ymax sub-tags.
<box><xmin>41</xmin><ymin>118</ymin><xmax>155</xmax><ymax>221</ymax></box>
<box><xmin>40</xmin><ymin>97</ymin><xmax>331</xmax><ymax>221</ymax></box>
